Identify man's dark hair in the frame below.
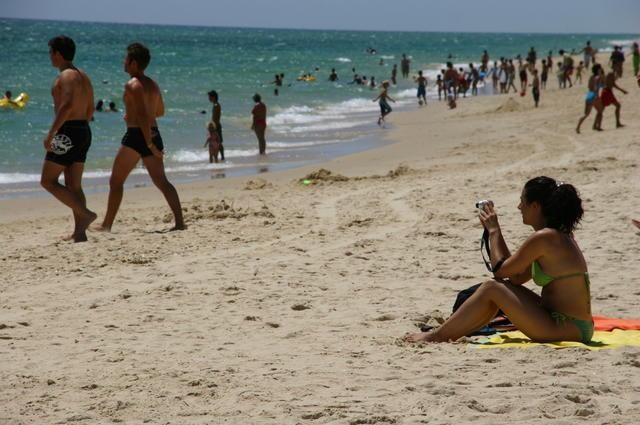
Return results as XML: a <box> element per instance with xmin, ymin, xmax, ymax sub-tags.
<box><xmin>253</xmin><ymin>93</ymin><xmax>261</xmax><ymax>103</ymax></box>
<box><xmin>208</xmin><ymin>90</ymin><xmax>218</xmax><ymax>100</ymax></box>
<box><xmin>5</xmin><ymin>91</ymin><xmax>11</xmax><ymax>98</ymax></box>
<box><xmin>126</xmin><ymin>43</ymin><xmax>151</xmax><ymax>70</ymax></box>
<box><xmin>48</xmin><ymin>35</ymin><xmax>76</xmax><ymax>61</ymax></box>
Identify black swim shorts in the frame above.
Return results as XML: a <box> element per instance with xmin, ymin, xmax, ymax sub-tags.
<box><xmin>121</xmin><ymin>127</ymin><xmax>164</xmax><ymax>157</ymax></box>
<box><xmin>45</xmin><ymin>120</ymin><xmax>92</xmax><ymax>166</ymax></box>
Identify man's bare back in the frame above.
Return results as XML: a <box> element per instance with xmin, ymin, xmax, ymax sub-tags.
<box><xmin>123</xmin><ymin>76</ymin><xmax>163</xmax><ymax>128</ymax></box>
<box><xmin>52</xmin><ymin>68</ymin><xmax>94</xmax><ymax>122</ymax></box>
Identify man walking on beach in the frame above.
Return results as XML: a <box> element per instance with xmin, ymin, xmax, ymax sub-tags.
<box><xmin>208</xmin><ymin>90</ymin><xmax>224</xmax><ymax>161</ymax></box>
<box><xmin>41</xmin><ymin>35</ymin><xmax>97</xmax><ymax>243</ymax></box>
<box><xmin>251</xmin><ymin>93</ymin><xmax>267</xmax><ymax>155</ymax></box>
<box><xmin>96</xmin><ymin>43</ymin><xmax>184</xmax><ymax>232</ymax></box>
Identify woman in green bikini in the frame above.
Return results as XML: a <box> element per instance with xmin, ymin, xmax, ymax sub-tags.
<box><xmin>405</xmin><ymin>176</ymin><xmax>592</xmax><ymax>344</ymax></box>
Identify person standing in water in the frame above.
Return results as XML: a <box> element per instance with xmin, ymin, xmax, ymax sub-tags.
<box><xmin>208</xmin><ymin>90</ymin><xmax>224</xmax><ymax>161</ymax></box>
<box><xmin>373</xmin><ymin>80</ymin><xmax>395</xmax><ymax>126</ymax></box>
<box><xmin>40</xmin><ymin>35</ymin><xmax>97</xmax><ymax>243</ymax></box>
<box><xmin>415</xmin><ymin>70</ymin><xmax>427</xmax><ymax>105</ymax></box>
<box><xmin>96</xmin><ymin>43</ymin><xmax>185</xmax><ymax>232</ymax></box>
<box><xmin>251</xmin><ymin>93</ymin><xmax>267</xmax><ymax>155</ymax></box>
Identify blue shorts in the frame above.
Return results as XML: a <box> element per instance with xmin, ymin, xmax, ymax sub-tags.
<box><xmin>379</xmin><ymin>100</ymin><xmax>392</xmax><ymax>114</ymax></box>
<box><xmin>417</xmin><ymin>86</ymin><xmax>426</xmax><ymax>98</ymax></box>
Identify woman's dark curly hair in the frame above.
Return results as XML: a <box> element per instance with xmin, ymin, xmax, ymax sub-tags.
<box><xmin>523</xmin><ymin>176</ymin><xmax>583</xmax><ymax>233</ymax></box>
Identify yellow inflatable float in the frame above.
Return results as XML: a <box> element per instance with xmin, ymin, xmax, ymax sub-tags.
<box><xmin>0</xmin><ymin>92</ymin><xmax>29</xmax><ymax>110</ymax></box>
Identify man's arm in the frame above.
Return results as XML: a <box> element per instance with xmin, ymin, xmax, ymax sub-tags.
<box><xmin>44</xmin><ymin>75</ymin><xmax>74</xmax><ymax>150</ymax></box>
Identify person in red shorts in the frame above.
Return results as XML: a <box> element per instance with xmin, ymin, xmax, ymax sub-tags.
<box><xmin>595</xmin><ymin>71</ymin><xmax>628</xmax><ymax>130</ymax></box>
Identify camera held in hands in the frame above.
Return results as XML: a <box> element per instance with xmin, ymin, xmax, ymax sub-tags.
<box><xmin>476</xmin><ymin>199</ymin><xmax>492</xmax><ymax>210</ymax></box>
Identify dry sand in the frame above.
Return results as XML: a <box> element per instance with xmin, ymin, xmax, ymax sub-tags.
<box><xmin>1</xmin><ymin>56</ymin><xmax>640</xmax><ymax>424</ymax></box>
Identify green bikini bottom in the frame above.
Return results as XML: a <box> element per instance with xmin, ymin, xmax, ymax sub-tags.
<box><xmin>551</xmin><ymin>311</ymin><xmax>594</xmax><ymax>344</ymax></box>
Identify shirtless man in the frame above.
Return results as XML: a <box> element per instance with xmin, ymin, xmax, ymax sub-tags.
<box><xmin>443</xmin><ymin>62</ymin><xmax>459</xmax><ymax>99</ymax></box>
<box><xmin>41</xmin><ymin>35</ymin><xmax>96</xmax><ymax>243</ymax></box>
<box><xmin>580</xmin><ymin>41</ymin><xmax>595</xmax><ymax>69</ymax></box>
<box><xmin>596</xmin><ymin>71</ymin><xmax>627</xmax><ymax>130</ymax></box>
<box><xmin>96</xmin><ymin>43</ymin><xmax>184</xmax><ymax>232</ymax></box>
<box><xmin>208</xmin><ymin>90</ymin><xmax>224</xmax><ymax>161</ymax></box>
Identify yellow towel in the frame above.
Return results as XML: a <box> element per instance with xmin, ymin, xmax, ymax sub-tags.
<box><xmin>476</xmin><ymin>330</ymin><xmax>640</xmax><ymax>350</ymax></box>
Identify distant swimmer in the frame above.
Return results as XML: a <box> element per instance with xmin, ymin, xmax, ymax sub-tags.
<box><xmin>2</xmin><ymin>90</ymin><xmax>17</xmax><ymax>106</ymax></box>
<box><xmin>96</xmin><ymin>42</ymin><xmax>184</xmax><ymax>232</ymax></box>
<box><xmin>401</xmin><ymin>53</ymin><xmax>410</xmax><ymax>79</ymax></box>
<box><xmin>391</xmin><ymin>64</ymin><xmax>397</xmax><ymax>85</ymax></box>
<box><xmin>95</xmin><ymin>99</ymin><xmax>104</xmax><ymax>111</ymax></box>
<box><xmin>329</xmin><ymin>68</ymin><xmax>338</xmax><ymax>82</ymax></box>
<box><xmin>107</xmin><ymin>101</ymin><xmax>118</xmax><ymax>112</ymax></box>
<box><xmin>208</xmin><ymin>90</ymin><xmax>224</xmax><ymax>161</ymax></box>
<box><xmin>271</xmin><ymin>74</ymin><xmax>282</xmax><ymax>96</ymax></box>
<box><xmin>251</xmin><ymin>93</ymin><xmax>267</xmax><ymax>155</ymax></box>
<box><xmin>41</xmin><ymin>35</ymin><xmax>97</xmax><ymax>243</ymax></box>
<box><xmin>373</xmin><ymin>80</ymin><xmax>395</xmax><ymax>126</ymax></box>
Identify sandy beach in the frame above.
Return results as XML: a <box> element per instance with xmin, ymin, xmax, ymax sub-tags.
<box><xmin>1</xmin><ymin>55</ymin><xmax>640</xmax><ymax>424</ymax></box>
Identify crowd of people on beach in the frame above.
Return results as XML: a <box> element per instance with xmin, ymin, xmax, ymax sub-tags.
<box><xmin>34</xmin><ymin>32</ymin><xmax>640</xmax><ymax>349</ymax></box>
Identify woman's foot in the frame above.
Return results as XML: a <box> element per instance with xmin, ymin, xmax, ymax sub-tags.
<box><xmin>403</xmin><ymin>331</ymin><xmax>437</xmax><ymax>343</ymax></box>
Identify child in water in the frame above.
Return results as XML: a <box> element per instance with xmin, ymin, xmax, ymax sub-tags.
<box><xmin>204</xmin><ymin>121</ymin><xmax>220</xmax><ymax>163</ymax></box>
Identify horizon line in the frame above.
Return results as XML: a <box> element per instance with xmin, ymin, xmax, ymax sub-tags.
<box><xmin>1</xmin><ymin>15</ymin><xmax>638</xmax><ymax>36</ymax></box>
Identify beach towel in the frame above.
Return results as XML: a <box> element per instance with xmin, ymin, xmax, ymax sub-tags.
<box><xmin>475</xmin><ymin>329</ymin><xmax>640</xmax><ymax>351</ymax></box>
<box><xmin>593</xmin><ymin>315</ymin><xmax>640</xmax><ymax>331</ymax></box>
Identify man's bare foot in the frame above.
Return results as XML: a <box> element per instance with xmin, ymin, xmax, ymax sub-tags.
<box><xmin>73</xmin><ymin>211</ymin><xmax>97</xmax><ymax>243</ymax></box>
<box><xmin>91</xmin><ymin>223</ymin><xmax>111</xmax><ymax>232</ymax></box>
<box><xmin>632</xmin><ymin>219</ymin><xmax>640</xmax><ymax>230</ymax></box>
<box><xmin>403</xmin><ymin>331</ymin><xmax>436</xmax><ymax>343</ymax></box>
<box><xmin>170</xmin><ymin>223</ymin><xmax>187</xmax><ymax>231</ymax></box>
<box><xmin>62</xmin><ymin>233</ymin><xmax>75</xmax><ymax>241</ymax></box>
<box><xmin>617</xmin><ymin>123</ymin><xmax>625</xmax><ymax>128</ymax></box>
<box><xmin>575</xmin><ymin>127</ymin><xmax>581</xmax><ymax>134</ymax></box>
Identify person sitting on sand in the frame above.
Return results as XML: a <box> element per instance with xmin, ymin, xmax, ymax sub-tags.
<box><xmin>576</xmin><ymin>64</ymin><xmax>605</xmax><ymax>134</ymax></box>
<box><xmin>405</xmin><ymin>176</ymin><xmax>592</xmax><ymax>344</ymax></box>
<box><xmin>372</xmin><ymin>80</ymin><xmax>395</xmax><ymax>126</ymax></box>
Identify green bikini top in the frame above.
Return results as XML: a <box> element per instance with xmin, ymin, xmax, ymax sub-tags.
<box><xmin>531</xmin><ymin>261</ymin><xmax>590</xmax><ymax>287</ymax></box>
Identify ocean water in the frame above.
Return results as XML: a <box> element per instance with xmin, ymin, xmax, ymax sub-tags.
<box><xmin>0</xmin><ymin>18</ymin><xmax>637</xmax><ymax>198</ymax></box>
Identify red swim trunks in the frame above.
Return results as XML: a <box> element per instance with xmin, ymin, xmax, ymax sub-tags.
<box><xmin>600</xmin><ymin>88</ymin><xmax>617</xmax><ymax>107</ymax></box>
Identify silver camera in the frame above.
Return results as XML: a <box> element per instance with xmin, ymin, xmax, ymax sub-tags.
<box><xmin>475</xmin><ymin>199</ymin><xmax>492</xmax><ymax>209</ymax></box>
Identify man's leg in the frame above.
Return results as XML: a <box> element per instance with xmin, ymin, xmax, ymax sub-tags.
<box><xmin>255</xmin><ymin>127</ymin><xmax>266</xmax><ymax>155</ymax></box>
<box><xmin>98</xmin><ymin>146</ymin><xmax>140</xmax><ymax>231</ymax></box>
<box><xmin>63</xmin><ymin>162</ymin><xmax>96</xmax><ymax>242</ymax></box>
<box><xmin>614</xmin><ymin>101</ymin><xmax>624</xmax><ymax>127</ymax></box>
<box><xmin>142</xmin><ymin>154</ymin><xmax>185</xmax><ymax>230</ymax></box>
<box><xmin>41</xmin><ymin>160</ymin><xmax>96</xmax><ymax>242</ymax></box>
